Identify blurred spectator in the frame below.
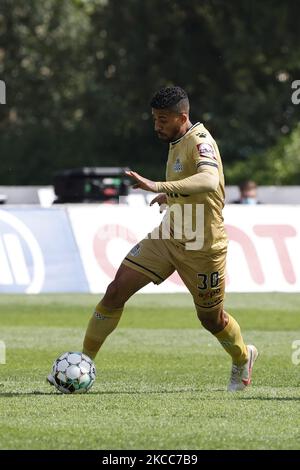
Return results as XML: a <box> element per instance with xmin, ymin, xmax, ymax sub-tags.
<box><xmin>231</xmin><ymin>180</ymin><xmax>261</xmax><ymax>204</ymax></box>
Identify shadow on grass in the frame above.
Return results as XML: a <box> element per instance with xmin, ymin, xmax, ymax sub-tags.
<box><xmin>237</xmin><ymin>396</ymin><xmax>300</xmax><ymax>401</ymax></box>
<box><xmin>1</xmin><ymin>389</ymin><xmax>299</xmax><ymax>400</ymax></box>
<box><xmin>0</xmin><ymin>388</ymin><xmax>209</xmax><ymax>397</ymax></box>
<box><xmin>0</xmin><ymin>391</ymin><xmax>57</xmax><ymax>397</ymax></box>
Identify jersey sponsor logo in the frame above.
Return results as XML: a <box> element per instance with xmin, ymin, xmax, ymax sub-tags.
<box><xmin>196</xmin><ymin>143</ymin><xmax>216</xmax><ymax>160</ymax></box>
<box><xmin>198</xmin><ymin>287</ymin><xmax>221</xmax><ymax>298</ymax></box>
<box><xmin>196</xmin><ymin>132</ymin><xmax>207</xmax><ymax>138</ymax></box>
<box><xmin>173</xmin><ymin>157</ymin><xmax>183</xmax><ymax>173</ymax></box>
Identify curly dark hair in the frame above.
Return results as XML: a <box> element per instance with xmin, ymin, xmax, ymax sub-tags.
<box><xmin>150</xmin><ymin>86</ymin><xmax>189</xmax><ymax>113</ymax></box>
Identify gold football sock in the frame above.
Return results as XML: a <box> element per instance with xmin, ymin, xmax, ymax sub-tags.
<box><xmin>214</xmin><ymin>313</ymin><xmax>248</xmax><ymax>365</ymax></box>
<box><xmin>82</xmin><ymin>301</ymin><xmax>124</xmax><ymax>359</ymax></box>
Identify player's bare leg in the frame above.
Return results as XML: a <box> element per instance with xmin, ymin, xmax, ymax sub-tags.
<box><xmin>196</xmin><ymin>306</ymin><xmax>258</xmax><ymax>391</ymax></box>
<box><xmin>82</xmin><ymin>264</ymin><xmax>151</xmax><ymax>360</ymax></box>
<box><xmin>101</xmin><ymin>263</ymin><xmax>151</xmax><ymax>308</ymax></box>
<box><xmin>47</xmin><ymin>264</ymin><xmax>151</xmax><ymax>387</ymax></box>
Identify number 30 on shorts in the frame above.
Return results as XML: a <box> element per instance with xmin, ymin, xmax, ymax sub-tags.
<box><xmin>197</xmin><ymin>272</ymin><xmax>219</xmax><ymax>290</ymax></box>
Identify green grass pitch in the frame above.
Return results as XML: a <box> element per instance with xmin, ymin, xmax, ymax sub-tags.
<box><xmin>0</xmin><ymin>293</ymin><xmax>299</xmax><ymax>450</ymax></box>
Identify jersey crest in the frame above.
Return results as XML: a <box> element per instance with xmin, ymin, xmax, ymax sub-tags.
<box><xmin>173</xmin><ymin>157</ymin><xmax>183</xmax><ymax>173</ymax></box>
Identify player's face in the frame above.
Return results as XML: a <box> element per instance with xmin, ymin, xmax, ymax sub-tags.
<box><xmin>152</xmin><ymin>109</ymin><xmax>186</xmax><ymax>142</ymax></box>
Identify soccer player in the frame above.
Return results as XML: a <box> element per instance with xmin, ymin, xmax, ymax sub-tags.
<box><xmin>49</xmin><ymin>86</ymin><xmax>258</xmax><ymax>391</ymax></box>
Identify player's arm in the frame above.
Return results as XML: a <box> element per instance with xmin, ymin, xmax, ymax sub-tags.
<box><xmin>125</xmin><ymin>170</ymin><xmax>158</xmax><ymax>192</ymax></box>
<box><xmin>125</xmin><ymin>165</ymin><xmax>218</xmax><ymax>194</ymax></box>
<box><xmin>155</xmin><ymin>139</ymin><xmax>220</xmax><ymax>194</ymax></box>
<box><xmin>125</xmin><ymin>139</ymin><xmax>219</xmax><ymax>194</ymax></box>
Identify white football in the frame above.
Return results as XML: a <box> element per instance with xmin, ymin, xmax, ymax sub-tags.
<box><xmin>51</xmin><ymin>352</ymin><xmax>96</xmax><ymax>394</ymax></box>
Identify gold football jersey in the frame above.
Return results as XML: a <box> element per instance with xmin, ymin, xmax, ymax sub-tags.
<box><xmin>160</xmin><ymin>122</ymin><xmax>228</xmax><ymax>252</ymax></box>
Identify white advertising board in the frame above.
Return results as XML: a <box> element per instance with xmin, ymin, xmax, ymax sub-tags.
<box><xmin>68</xmin><ymin>204</ymin><xmax>300</xmax><ymax>293</ymax></box>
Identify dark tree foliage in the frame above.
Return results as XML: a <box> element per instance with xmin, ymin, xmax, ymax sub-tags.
<box><xmin>0</xmin><ymin>0</ymin><xmax>299</xmax><ymax>184</ymax></box>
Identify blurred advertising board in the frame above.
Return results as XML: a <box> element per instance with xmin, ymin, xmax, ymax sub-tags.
<box><xmin>0</xmin><ymin>208</ymin><xmax>89</xmax><ymax>293</ymax></box>
<box><xmin>68</xmin><ymin>204</ymin><xmax>300</xmax><ymax>293</ymax></box>
<box><xmin>1</xmin><ymin>205</ymin><xmax>299</xmax><ymax>293</ymax></box>
<box><xmin>67</xmin><ymin>204</ymin><xmax>184</xmax><ymax>294</ymax></box>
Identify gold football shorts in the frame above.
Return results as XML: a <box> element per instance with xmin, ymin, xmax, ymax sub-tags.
<box><xmin>122</xmin><ymin>236</ymin><xmax>227</xmax><ymax>314</ymax></box>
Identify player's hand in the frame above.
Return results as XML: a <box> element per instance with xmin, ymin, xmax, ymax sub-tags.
<box><xmin>150</xmin><ymin>193</ymin><xmax>168</xmax><ymax>213</ymax></box>
<box><xmin>125</xmin><ymin>170</ymin><xmax>157</xmax><ymax>192</ymax></box>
